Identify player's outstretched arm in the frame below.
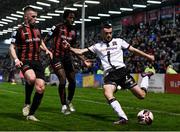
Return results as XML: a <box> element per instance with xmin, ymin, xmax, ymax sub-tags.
<box><xmin>71</xmin><ymin>48</ymin><xmax>92</xmax><ymax>68</ymax></box>
<box><xmin>70</xmin><ymin>47</ymin><xmax>92</xmax><ymax>67</ymax></box>
<box><xmin>70</xmin><ymin>47</ymin><xmax>88</xmax><ymax>55</ymax></box>
<box><xmin>128</xmin><ymin>46</ymin><xmax>155</xmax><ymax>61</ymax></box>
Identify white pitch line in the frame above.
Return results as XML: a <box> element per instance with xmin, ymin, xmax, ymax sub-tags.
<box><xmin>76</xmin><ymin>97</ymin><xmax>180</xmax><ymax>116</ymax></box>
<box><xmin>0</xmin><ymin>89</ymin><xmax>20</xmax><ymax>94</ymax></box>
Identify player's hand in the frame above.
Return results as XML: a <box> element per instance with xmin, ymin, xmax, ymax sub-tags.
<box><xmin>46</xmin><ymin>50</ymin><xmax>53</xmax><ymax>59</ymax></box>
<box><xmin>149</xmin><ymin>55</ymin><xmax>155</xmax><ymax>61</ymax></box>
<box><xmin>15</xmin><ymin>59</ymin><xmax>23</xmax><ymax>68</ymax></box>
<box><xmin>84</xmin><ymin>59</ymin><xmax>93</xmax><ymax>68</ymax></box>
<box><xmin>62</xmin><ymin>40</ymin><xmax>70</xmax><ymax>49</ymax></box>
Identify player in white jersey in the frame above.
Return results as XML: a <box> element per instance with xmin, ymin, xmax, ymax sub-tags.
<box><xmin>69</xmin><ymin>22</ymin><xmax>155</xmax><ymax>125</ymax></box>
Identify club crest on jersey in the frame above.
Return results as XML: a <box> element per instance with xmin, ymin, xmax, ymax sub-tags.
<box><xmin>112</xmin><ymin>41</ymin><xmax>117</xmax><ymax>46</ymax></box>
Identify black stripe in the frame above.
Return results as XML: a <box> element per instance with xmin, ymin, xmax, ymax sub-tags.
<box><xmin>108</xmin><ymin>98</ymin><xmax>116</xmax><ymax>104</ymax></box>
<box><xmin>30</xmin><ymin>28</ymin><xmax>36</xmax><ymax>60</ymax></box>
<box><xmin>60</xmin><ymin>25</ymin><xmax>66</xmax><ymax>55</ymax></box>
<box><xmin>107</xmin><ymin>43</ymin><xmax>116</xmax><ymax>69</ymax></box>
<box><xmin>22</xmin><ymin>26</ymin><xmax>30</xmax><ymax>62</ymax></box>
<box><xmin>54</xmin><ymin>27</ymin><xmax>60</xmax><ymax>56</ymax></box>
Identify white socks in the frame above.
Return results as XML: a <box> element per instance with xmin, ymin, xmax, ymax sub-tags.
<box><xmin>140</xmin><ymin>76</ymin><xmax>149</xmax><ymax>90</ymax></box>
<box><xmin>110</xmin><ymin>100</ymin><xmax>128</xmax><ymax>120</ymax></box>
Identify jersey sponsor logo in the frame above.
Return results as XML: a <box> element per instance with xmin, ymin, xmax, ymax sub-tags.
<box><xmin>23</xmin><ymin>32</ymin><xmax>29</xmax><ymax>35</ymax></box>
<box><xmin>100</xmin><ymin>46</ymin><xmax>117</xmax><ymax>52</ymax></box>
<box><xmin>61</xmin><ymin>35</ymin><xmax>72</xmax><ymax>41</ymax></box>
<box><xmin>25</xmin><ymin>37</ymin><xmax>40</xmax><ymax>43</ymax></box>
<box><xmin>107</xmin><ymin>47</ymin><xmax>117</xmax><ymax>51</ymax></box>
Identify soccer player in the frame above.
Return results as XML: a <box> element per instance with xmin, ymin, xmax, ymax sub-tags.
<box><xmin>9</xmin><ymin>6</ymin><xmax>52</xmax><ymax>121</ymax></box>
<box><xmin>44</xmin><ymin>10</ymin><xmax>79</xmax><ymax>115</ymax></box>
<box><xmin>69</xmin><ymin>22</ymin><xmax>155</xmax><ymax>124</ymax></box>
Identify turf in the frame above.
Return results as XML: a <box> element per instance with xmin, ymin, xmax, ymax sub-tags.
<box><xmin>0</xmin><ymin>82</ymin><xmax>180</xmax><ymax>131</ymax></box>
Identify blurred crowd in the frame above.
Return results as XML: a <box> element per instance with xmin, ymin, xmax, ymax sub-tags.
<box><xmin>121</xmin><ymin>21</ymin><xmax>179</xmax><ymax>74</ymax></box>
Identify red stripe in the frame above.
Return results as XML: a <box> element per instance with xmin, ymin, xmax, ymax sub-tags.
<box><xmin>27</xmin><ymin>27</ymin><xmax>33</xmax><ymax>61</ymax></box>
<box><xmin>33</xmin><ymin>29</ymin><xmax>40</xmax><ymax>60</ymax></box>
<box><xmin>55</xmin><ymin>27</ymin><xmax>61</xmax><ymax>56</ymax></box>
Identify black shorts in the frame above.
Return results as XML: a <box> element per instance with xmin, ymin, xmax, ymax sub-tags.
<box><xmin>21</xmin><ymin>60</ymin><xmax>45</xmax><ymax>80</ymax></box>
<box><xmin>104</xmin><ymin>67</ymin><xmax>137</xmax><ymax>89</ymax></box>
<box><xmin>51</xmin><ymin>55</ymin><xmax>75</xmax><ymax>73</ymax></box>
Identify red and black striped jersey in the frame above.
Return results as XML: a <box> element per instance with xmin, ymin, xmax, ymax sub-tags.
<box><xmin>44</xmin><ymin>23</ymin><xmax>77</xmax><ymax>57</ymax></box>
<box><xmin>11</xmin><ymin>24</ymin><xmax>42</xmax><ymax>62</ymax></box>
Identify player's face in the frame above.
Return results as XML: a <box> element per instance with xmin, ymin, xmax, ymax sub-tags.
<box><xmin>103</xmin><ymin>28</ymin><xmax>112</xmax><ymax>42</ymax></box>
<box><xmin>66</xmin><ymin>13</ymin><xmax>75</xmax><ymax>25</ymax></box>
<box><xmin>24</xmin><ymin>11</ymin><xmax>37</xmax><ymax>26</ymax></box>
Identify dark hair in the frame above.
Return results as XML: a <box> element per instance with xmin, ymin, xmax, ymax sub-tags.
<box><xmin>63</xmin><ymin>10</ymin><xmax>76</xmax><ymax>19</ymax></box>
<box><xmin>24</xmin><ymin>6</ymin><xmax>37</xmax><ymax>14</ymax></box>
<box><xmin>102</xmin><ymin>21</ymin><xmax>112</xmax><ymax>29</ymax></box>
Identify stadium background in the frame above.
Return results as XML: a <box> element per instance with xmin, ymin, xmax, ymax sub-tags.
<box><xmin>0</xmin><ymin>0</ymin><xmax>180</xmax><ymax>131</ymax></box>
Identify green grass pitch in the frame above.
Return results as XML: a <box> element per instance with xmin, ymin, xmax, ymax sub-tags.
<box><xmin>0</xmin><ymin>82</ymin><xmax>180</xmax><ymax>131</ymax></box>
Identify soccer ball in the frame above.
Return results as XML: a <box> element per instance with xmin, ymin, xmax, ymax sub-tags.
<box><xmin>137</xmin><ymin>109</ymin><xmax>154</xmax><ymax>125</ymax></box>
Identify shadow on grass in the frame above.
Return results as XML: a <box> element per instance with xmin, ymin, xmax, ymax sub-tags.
<box><xmin>39</xmin><ymin>106</ymin><xmax>59</xmax><ymax>113</ymax></box>
<box><xmin>76</xmin><ymin>111</ymin><xmax>114</xmax><ymax>122</ymax></box>
<box><xmin>0</xmin><ymin>112</ymin><xmax>23</xmax><ymax>121</ymax></box>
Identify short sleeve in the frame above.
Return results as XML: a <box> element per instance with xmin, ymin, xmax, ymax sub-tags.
<box><xmin>118</xmin><ymin>38</ymin><xmax>130</xmax><ymax>49</ymax></box>
<box><xmin>44</xmin><ymin>25</ymin><xmax>57</xmax><ymax>42</ymax></box>
<box><xmin>11</xmin><ymin>29</ymin><xmax>20</xmax><ymax>45</ymax></box>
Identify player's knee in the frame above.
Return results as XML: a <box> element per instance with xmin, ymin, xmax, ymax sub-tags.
<box><xmin>35</xmin><ymin>82</ymin><xmax>45</xmax><ymax>94</ymax></box>
<box><xmin>104</xmin><ymin>91</ymin><xmax>113</xmax><ymax>100</ymax></box>
<box><xmin>104</xmin><ymin>90</ymin><xmax>108</xmax><ymax>97</ymax></box>
<box><xmin>28</xmin><ymin>77</ymin><xmax>36</xmax><ymax>85</ymax></box>
<box><xmin>36</xmin><ymin>86</ymin><xmax>45</xmax><ymax>94</ymax></box>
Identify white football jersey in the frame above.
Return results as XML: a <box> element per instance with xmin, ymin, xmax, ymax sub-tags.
<box><xmin>89</xmin><ymin>38</ymin><xmax>130</xmax><ymax>72</ymax></box>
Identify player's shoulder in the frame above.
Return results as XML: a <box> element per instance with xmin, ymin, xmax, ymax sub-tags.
<box><xmin>112</xmin><ymin>37</ymin><xmax>124</xmax><ymax>41</ymax></box>
<box><xmin>96</xmin><ymin>41</ymin><xmax>104</xmax><ymax>46</ymax></box>
<box><xmin>15</xmin><ymin>24</ymin><xmax>25</xmax><ymax>32</ymax></box>
<box><xmin>55</xmin><ymin>22</ymin><xmax>64</xmax><ymax>28</ymax></box>
<box><xmin>11</xmin><ymin>24</ymin><xmax>24</xmax><ymax>35</ymax></box>
<box><xmin>49</xmin><ymin>23</ymin><xmax>63</xmax><ymax>31</ymax></box>
<box><xmin>113</xmin><ymin>38</ymin><xmax>128</xmax><ymax>44</ymax></box>
<box><xmin>91</xmin><ymin>41</ymin><xmax>105</xmax><ymax>49</ymax></box>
